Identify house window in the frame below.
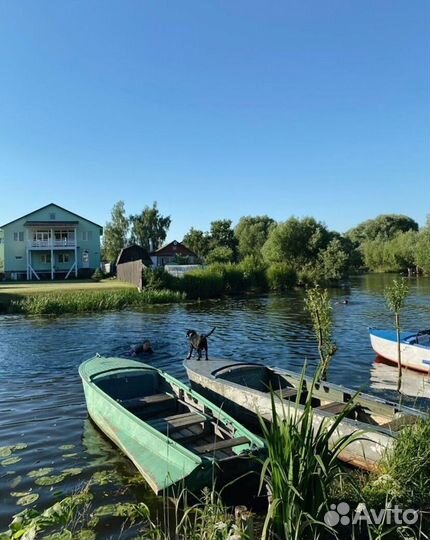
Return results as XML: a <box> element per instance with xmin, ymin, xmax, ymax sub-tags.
<box><xmin>50</xmin><ymin>213</ymin><xmax>56</xmax><ymax>219</ymax></box>
<box><xmin>15</xmin><ymin>256</ymin><xmax>23</xmax><ymax>260</ymax></box>
<box><xmin>58</xmin><ymin>253</ymin><xmax>70</xmax><ymax>264</ymax></box>
<box><xmin>14</xmin><ymin>232</ymin><xmax>24</xmax><ymax>241</ymax></box>
<box><xmin>41</xmin><ymin>254</ymin><xmax>51</xmax><ymax>264</ymax></box>
<box><xmin>82</xmin><ymin>231</ymin><xmax>92</xmax><ymax>241</ymax></box>
<box><xmin>33</xmin><ymin>231</ymin><xmax>49</xmax><ymax>242</ymax></box>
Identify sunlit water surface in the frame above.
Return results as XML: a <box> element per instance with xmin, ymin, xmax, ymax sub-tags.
<box><xmin>1</xmin><ymin>275</ymin><xmax>429</xmax><ymax>536</ymax></box>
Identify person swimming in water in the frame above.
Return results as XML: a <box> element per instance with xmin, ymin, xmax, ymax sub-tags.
<box><xmin>130</xmin><ymin>340</ymin><xmax>153</xmax><ymax>356</ymax></box>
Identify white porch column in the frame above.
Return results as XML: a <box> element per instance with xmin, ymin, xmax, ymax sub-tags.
<box><xmin>50</xmin><ymin>228</ymin><xmax>54</xmax><ymax>280</ymax></box>
<box><xmin>74</xmin><ymin>227</ymin><xmax>78</xmax><ymax>278</ymax></box>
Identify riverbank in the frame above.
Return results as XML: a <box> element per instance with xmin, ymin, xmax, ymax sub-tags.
<box><xmin>0</xmin><ymin>280</ymin><xmax>185</xmax><ymax>314</ymax></box>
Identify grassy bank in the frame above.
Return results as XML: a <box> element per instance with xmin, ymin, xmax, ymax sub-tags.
<box><xmin>0</xmin><ymin>281</ymin><xmax>185</xmax><ymax>315</ymax></box>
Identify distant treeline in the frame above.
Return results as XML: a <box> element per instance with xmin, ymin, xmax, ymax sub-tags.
<box><xmin>103</xmin><ymin>202</ymin><xmax>430</xmax><ymax>279</ymax></box>
<box><xmin>183</xmin><ymin>213</ymin><xmax>430</xmax><ymax>277</ymax></box>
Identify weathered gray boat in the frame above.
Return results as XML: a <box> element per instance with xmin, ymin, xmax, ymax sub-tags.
<box><xmin>185</xmin><ymin>358</ymin><xmax>424</xmax><ymax>471</ymax></box>
<box><xmin>80</xmin><ymin>356</ymin><xmax>265</xmax><ymax>494</ymax></box>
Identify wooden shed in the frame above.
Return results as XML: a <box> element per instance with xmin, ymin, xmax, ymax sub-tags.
<box><xmin>116</xmin><ymin>244</ymin><xmax>152</xmax><ymax>288</ymax></box>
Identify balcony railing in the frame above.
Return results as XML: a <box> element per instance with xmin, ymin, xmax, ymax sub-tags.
<box><xmin>28</xmin><ymin>239</ymin><xmax>76</xmax><ymax>249</ymax></box>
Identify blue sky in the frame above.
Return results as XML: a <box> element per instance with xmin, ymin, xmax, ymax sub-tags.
<box><xmin>0</xmin><ymin>1</ymin><xmax>428</xmax><ymax>241</ymax></box>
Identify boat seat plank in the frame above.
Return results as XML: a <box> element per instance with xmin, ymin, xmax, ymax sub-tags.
<box><xmin>316</xmin><ymin>402</ymin><xmax>347</xmax><ymax>415</ymax></box>
<box><xmin>380</xmin><ymin>415</ymin><xmax>419</xmax><ymax>432</ymax></box>
<box><xmin>120</xmin><ymin>393</ymin><xmax>175</xmax><ymax>410</ymax></box>
<box><xmin>149</xmin><ymin>412</ymin><xmax>206</xmax><ymax>434</ymax></box>
<box><xmin>192</xmin><ymin>436</ymin><xmax>250</xmax><ymax>454</ymax></box>
<box><xmin>277</xmin><ymin>387</ymin><xmax>297</xmax><ymax>399</ymax></box>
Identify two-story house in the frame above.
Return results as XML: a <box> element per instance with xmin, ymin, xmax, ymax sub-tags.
<box><xmin>0</xmin><ymin>203</ymin><xmax>103</xmax><ymax>280</ymax></box>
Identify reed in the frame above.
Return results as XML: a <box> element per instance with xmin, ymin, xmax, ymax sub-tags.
<box><xmin>258</xmin><ymin>367</ymin><xmax>362</xmax><ymax>540</ymax></box>
<box><xmin>7</xmin><ymin>288</ymin><xmax>185</xmax><ymax>315</ymax></box>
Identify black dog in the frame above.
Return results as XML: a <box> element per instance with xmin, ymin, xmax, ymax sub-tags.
<box><xmin>186</xmin><ymin>327</ymin><xmax>216</xmax><ymax>360</ymax></box>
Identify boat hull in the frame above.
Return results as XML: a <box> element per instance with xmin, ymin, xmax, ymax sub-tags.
<box><xmin>81</xmin><ymin>375</ymin><xmax>210</xmax><ymax>494</ymax></box>
<box><xmin>79</xmin><ymin>356</ymin><xmax>264</xmax><ymax>495</ymax></box>
<box><xmin>369</xmin><ymin>329</ymin><xmax>430</xmax><ymax>373</ymax></box>
<box><xmin>184</xmin><ymin>359</ymin><xmax>422</xmax><ymax>472</ymax></box>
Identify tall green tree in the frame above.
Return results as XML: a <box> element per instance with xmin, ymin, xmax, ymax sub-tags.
<box><xmin>182</xmin><ymin>228</ymin><xmax>211</xmax><ymax>260</ymax></box>
<box><xmin>102</xmin><ymin>200</ymin><xmax>129</xmax><ymax>262</ymax></box>
<box><xmin>235</xmin><ymin>215</ymin><xmax>276</xmax><ymax>259</ymax></box>
<box><xmin>209</xmin><ymin>219</ymin><xmax>238</xmax><ymax>261</ymax></box>
<box><xmin>346</xmin><ymin>214</ymin><xmax>418</xmax><ymax>245</ymax></box>
<box><xmin>262</xmin><ymin>217</ymin><xmax>331</xmax><ymax>268</ymax></box>
<box><xmin>385</xmin><ymin>278</ymin><xmax>410</xmax><ymax>393</ymax></box>
<box><xmin>318</xmin><ymin>238</ymin><xmax>350</xmax><ymax>281</ymax></box>
<box><xmin>129</xmin><ymin>202</ymin><xmax>171</xmax><ymax>252</ymax></box>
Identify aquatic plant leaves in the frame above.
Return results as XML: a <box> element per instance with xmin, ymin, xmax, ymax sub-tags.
<box><xmin>62</xmin><ymin>468</ymin><xmax>82</xmax><ymax>477</ymax></box>
<box><xmin>0</xmin><ymin>446</ymin><xmax>12</xmax><ymax>458</ymax></box>
<box><xmin>10</xmin><ymin>475</ymin><xmax>23</xmax><ymax>488</ymax></box>
<box><xmin>11</xmin><ymin>491</ymin><xmax>30</xmax><ymax>497</ymax></box>
<box><xmin>14</xmin><ymin>443</ymin><xmax>28</xmax><ymax>451</ymax></box>
<box><xmin>58</xmin><ymin>444</ymin><xmax>75</xmax><ymax>451</ymax></box>
<box><xmin>93</xmin><ymin>502</ymin><xmax>150</xmax><ymax>523</ymax></box>
<box><xmin>41</xmin><ymin>531</ymin><xmax>73</xmax><ymax>540</ymax></box>
<box><xmin>75</xmin><ymin>530</ymin><xmax>96</xmax><ymax>540</ymax></box>
<box><xmin>17</xmin><ymin>493</ymin><xmax>39</xmax><ymax>506</ymax></box>
<box><xmin>1</xmin><ymin>456</ymin><xmax>22</xmax><ymax>466</ymax></box>
<box><xmin>61</xmin><ymin>453</ymin><xmax>78</xmax><ymax>458</ymax></box>
<box><xmin>28</xmin><ymin>467</ymin><xmax>54</xmax><ymax>478</ymax></box>
<box><xmin>90</xmin><ymin>470</ymin><xmax>121</xmax><ymax>486</ymax></box>
<box><xmin>35</xmin><ymin>474</ymin><xmax>66</xmax><ymax>486</ymax></box>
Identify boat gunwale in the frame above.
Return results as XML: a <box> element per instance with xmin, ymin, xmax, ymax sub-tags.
<box><xmin>184</xmin><ymin>358</ymin><xmax>425</xmax><ymax>434</ymax></box>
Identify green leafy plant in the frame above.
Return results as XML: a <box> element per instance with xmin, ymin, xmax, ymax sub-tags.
<box><xmin>385</xmin><ymin>278</ymin><xmax>409</xmax><ymax>393</ymax></box>
<box><xmin>305</xmin><ymin>287</ymin><xmax>337</xmax><ymax>380</ymax></box>
<box><xmin>258</xmin><ymin>368</ymin><xmax>362</xmax><ymax>540</ymax></box>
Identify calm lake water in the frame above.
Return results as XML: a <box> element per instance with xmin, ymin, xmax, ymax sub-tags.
<box><xmin>1</xmin><ymin>274</ymin><xmax>429</xmax><ymax>537</ymax></box>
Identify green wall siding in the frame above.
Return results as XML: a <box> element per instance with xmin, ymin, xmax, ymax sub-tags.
<box><xmin>0</xmin><ymin>204</ymin><xmax>102</xmax><ymax>277</ymax></box>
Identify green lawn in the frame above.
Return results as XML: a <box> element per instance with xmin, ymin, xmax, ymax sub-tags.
<box><xmin>0</xmin><ymin>279</ymin><xmax>134</xmax><ymax>297</ymax></box>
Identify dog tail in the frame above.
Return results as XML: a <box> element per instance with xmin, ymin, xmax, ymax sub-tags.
<box><xmin>206</xmin><ymin>327</ymin><xmax>216</xmax><ymax>337</ymax></box>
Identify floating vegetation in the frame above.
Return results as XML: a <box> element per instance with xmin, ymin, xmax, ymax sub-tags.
<box><xmin>9</xmin><ymin>476</ymin><xmax>22</xmax><ymax>488</ymax></box>
<box><xmin>62</xmin><ymin>468</ymin><xmax>82</xmax><ymax>477</ymax></box>
<box><xmin>1</xmin><ymin>456</ymin><xmax>22</xmax><ymax>467</ymax></box>
<box><xmin>93</xmin><ymin>502</ymin><xmax>150</xmax><ymax>524</ymax></box>
<box><xmin>13</xmin><ymin>443</ymin><xmax>27</xmax><ymax>451</ymax></box>
<box><xmin>75</xmin><ymin>530</ymin><xmax>96</xmax><ymax>540</ymax></box>
<box><xmin>16</xmin><ymin>493</ymin><xmax>39</xmax><ymax>506</ymax></box>
<box><xmin>58</xmin><ymin>444</ymin><xmax>75</xmax><ymax>451</ymax></box>
<box><xmin>10</xmin><ymin>492</ymin><xmax>29</xmax><ymax>498</ymax></box>
<box><xmin>35</xmin><ymin>474</ymin><xmax>66</xmax><ymax>486</ymax></box>
<box><xmin>61</xmin><ymin>453</ymin><xmax>78</xmax><ymax>458</ymax></box>
<box><xmin>28</xmin><ymin>467</ymin><xmax>54</xmax><ymax>478</ymax></box>
<box><xmin>0</xmin><ymin>447</ymin><xmax>12</xmax><ymax>458</ymax></box>
<box><xmin>90</xmin><ymin>469</ymin><xmax>121</xmax><ymax>486</ymax></box>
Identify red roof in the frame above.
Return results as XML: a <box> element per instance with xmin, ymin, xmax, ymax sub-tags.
<box><xmin>151</xmin><ymin>240</ymin><xmax>196</xmax><ymax>257</ymax></box>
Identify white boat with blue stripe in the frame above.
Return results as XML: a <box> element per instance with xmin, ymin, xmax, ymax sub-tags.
<box><xmin>369</xmin><ymin>328</ymin><xmax>430</xmax><ymax>373</ymax></box>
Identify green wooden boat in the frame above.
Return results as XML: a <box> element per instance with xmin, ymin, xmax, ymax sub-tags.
<box><xmin>79</xmin><ymin>355</ymin><xmax>265</xmax><ymax>494</ymax></box>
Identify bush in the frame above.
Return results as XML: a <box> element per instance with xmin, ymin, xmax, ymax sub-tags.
<box><xmin>238</xmin><ymin>255</ymin><xmax>268</xmax><ymax>290</ymax></box>
<box><xmin>181</xmin><ymin>268</ymin><xmax>224</xmax><ymax>299</ymax></box>
<box><xmin>266</xmin><ymin>263</ymin><xmax>297</xmax><ymax>291</ymax></box>
<box><xmin>142</xmin><ymin>267</ymin><xmax>181</xmax><ymax>291</ymax></box>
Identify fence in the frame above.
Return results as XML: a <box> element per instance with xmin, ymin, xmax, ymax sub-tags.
<box><xmin>116</xmin><ymin>260</ymin><xmax>144</xmax><ymax>289</ymax></box>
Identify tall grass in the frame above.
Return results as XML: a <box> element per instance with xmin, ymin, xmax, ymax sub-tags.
<box><xmin>259</xmin><ymin>368</ymin><xmax>361</xmax><ymax>540</ymax></box>
<box><xmin>7</xmin><ymin>288</ymin><xmax>185</xmax><ymax>315</ymax></box>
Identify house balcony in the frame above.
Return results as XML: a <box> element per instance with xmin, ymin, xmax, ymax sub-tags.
<box><xmin>27</xmin><ymin>239</ymin><xmax>76</xmax><ymax>250</ymax></box>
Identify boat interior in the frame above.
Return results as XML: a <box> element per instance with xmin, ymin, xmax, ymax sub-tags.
<box><xmin>94</xmin><ymin>368</ymin><xmax>254</xmax><ymax>460</ymax></box>
<box><xmin>212</xmin><ymin>363</ymin><xmax>419</xmax><ymax>431</ymax></box>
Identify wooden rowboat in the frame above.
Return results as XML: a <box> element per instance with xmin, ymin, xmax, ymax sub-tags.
<box><xmin>79</xmin><ymin>356</ymin><xmax>265</xmax><ymax>495</ymax></box>
<box><xmin>369</xmin><ymin>328</ymin><xmax>430</xmax><ymax>373</ymax></box>
<box><xmin>185</xmin><ymin>358</ymin><xmax>424</xmax><ymax>471</ymax></box>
